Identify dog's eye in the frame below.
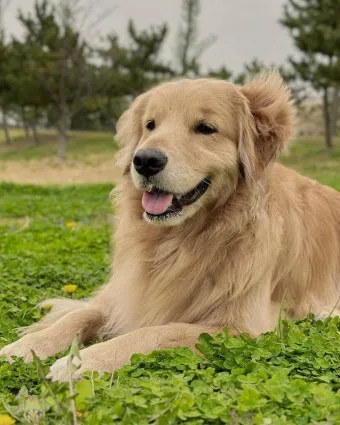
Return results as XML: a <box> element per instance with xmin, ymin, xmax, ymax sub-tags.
<box><xmin>195</xmin><ymin>123</ymin><xmax>217</xmax><ymax>135</ymax></box>
<box><xmin>146</xmin><ymin>120</ymin><xmax>156</xmax><ymax>131</ymax></box>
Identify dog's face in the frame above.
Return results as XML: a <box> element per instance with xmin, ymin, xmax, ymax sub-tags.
<box><xmin>130</xmin><ymin>79</ymin><xmax>242</xmax><ymax>225</ymax></box>
<box><xmin>116</xmin><ymin>74</ymin><xmax>293</xmax><ymax>226</ymax></box>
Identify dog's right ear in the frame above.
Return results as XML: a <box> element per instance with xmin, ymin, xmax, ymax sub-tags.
<box><xmin>115</xmin><ymin>92</ymin><xmax>150</xmax><ymax>174</ymax></box>
<box><xmin>238</xmin><ymin>71</ymin><xmax>294</xmax><ymax>183</ymax></box>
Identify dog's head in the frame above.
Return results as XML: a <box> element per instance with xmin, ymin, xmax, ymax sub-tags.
<box><xmin>116</xmin><ymin>72</ymin><xmax>294</xmax><ymax>226</ymax></box>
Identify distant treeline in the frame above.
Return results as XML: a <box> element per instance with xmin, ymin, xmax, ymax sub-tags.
<box><xmin>0</xmin><ymin>0</ymin><xmax>339</xmax><ymax>157</ymax></box>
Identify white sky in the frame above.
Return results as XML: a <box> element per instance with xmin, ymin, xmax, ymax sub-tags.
<box><xmin>3</xmin><ymin>0</ymin><xmax>295</xmax><ymax>74</ymax></box>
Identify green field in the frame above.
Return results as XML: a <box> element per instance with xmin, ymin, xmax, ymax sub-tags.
<box><xmin>280</xmin><ymin>137</ymin><xmax>340</xmax><ymax>191</ymax></box>
<box><xmin>0</xmin><ymin>136</ymin><xmax>340</xmax><ymax>424</ymax></box>
<box><xmin>0</xmin><ymin>129</ymin><xmax>117</xmax><ymax>161</ymax></box>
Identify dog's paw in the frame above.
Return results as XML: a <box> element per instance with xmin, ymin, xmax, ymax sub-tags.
<box><xmin>316</xmin><ymin>308</ymin><xmax>340</xmax><ymax>320</ymax></box>
<box><xmin>47</xmin><ymin>355</ymin><xmax>82</xmax><ymax>382</ymax></box>
<box><xmin>47</xmin><ymin>348</ymin><xmax>108</xmax><ymax>382</ymax></box>
<box><xmin>0</xmin><ymin>334</ymin><xmax>56</xmax><ymax>363</ymax></box>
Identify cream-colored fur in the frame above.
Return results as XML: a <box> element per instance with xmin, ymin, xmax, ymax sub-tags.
<box><xmin>1</xmin><ymin>72</ymin><xmax>340</xmax><ymax>382</ymax></box>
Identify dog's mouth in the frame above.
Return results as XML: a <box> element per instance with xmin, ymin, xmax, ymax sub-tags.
<box><xmin>142</xmin><ymin>178</ymin><xmax>210</xmax><ymax>220</ymax></box>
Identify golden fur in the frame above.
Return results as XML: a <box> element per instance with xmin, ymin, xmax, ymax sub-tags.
<box><xmin>1</xmin><ymin>72</ymin><xmax>340</xmax><ymax>381</ymax></box>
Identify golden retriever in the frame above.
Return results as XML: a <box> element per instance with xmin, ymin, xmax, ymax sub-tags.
<box><xmin>1</xmin><ymin>72</ymin><xmax>340</xmax><ymax>381</ymax></box>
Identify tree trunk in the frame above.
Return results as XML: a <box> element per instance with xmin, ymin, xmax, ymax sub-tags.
<box><xmin>57</xmin><ymin>128</ymin><xmax>67</xmax><ymax>160</ymax></box>
<box><xmin>32</xmin><ymin>122</ymin><xmax>39</xmax><ymax>145</ymax></box>
<box><xmin>23</xmin><ymin>124</ymin><xmax>30</xmax><ymax>141</ymax></box>
<box><xmin>21</xmin><ymin>106</ymin><xmax>31</xmax><ymax>141</ymax></box>
<box><xmin>57</xmin><ymin>106</ymin><xmax>70</xmax><ymax>160</ymax></box>
<box><xmin>31</xmin><ymin>106</ymin><xmax>40</xmax><ymax>145</ymax></box>
<box><xmin>331</xmin><ymin>87</ymin><xmax>339</xmax><ymax>137</ymax></box>
<box><xmin>2</xmin><ymin>107</ymin><xmax>12</xmax><ymax>145</ymax></box>
<box><xmin>323</xmin><ymin>87</ymin><xmax>333</xmax><ymax>149</ymax></box>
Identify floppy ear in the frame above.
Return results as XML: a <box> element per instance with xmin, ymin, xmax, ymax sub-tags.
<box><xmin>115</xmin><ymin>92</ymin><xmax>150</xmax><ymax>174</ymax></box>
<box><xmin>238</xmin><ymin>71</ymin><xmax>294</xmax><ymax>182</ymax></box>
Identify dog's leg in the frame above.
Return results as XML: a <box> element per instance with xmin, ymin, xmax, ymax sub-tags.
<box><xmin>288</xmin><ymin>295</ymin><xmax>340</xmax><ymax>321</ymax></box>
<box><xmin>20</xmin><ymin>298</ymin><xmax>90</xmax><ymax>335</ymax></box>
<box><xmin>0</xmin><ymin>307</ymin><xmax>105</xmax><ymax>362</ymax></box>
<box><xmin>234</xmin><ymin>280</ymin><xmax>282</xmax><ymax>336</ymax></box>
<box><xmin>314</xmin><ymin>305</ymin><xmax>340</xmax><ymax>320</ymax></box>
<box><xmin>48</xmin><ymin>323</ymin><xmax>220</xmax><ymax>381</ymax></box>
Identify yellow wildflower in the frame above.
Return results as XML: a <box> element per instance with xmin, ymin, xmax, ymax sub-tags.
<box><xmin>77</xmin><ymin>412</ymin><xmax>88</xmax><ymax>418</ymax></box>
<box><xmin>63</xmin><ymin>284</ymin><xmax>78</xmax><ymax>294</ymax></box>
<box><xmin>42</xmin><ymin>304</ymin><xmax>52</xmax><ymax>311</ymax></box>
<box><xmin>65</xmin><ymin>221</ymin><xmax>77</xmax><ymax>228</ymax></box>
<box><xmin>0</xmin><ymin>414</ymin><xmax>15</xmax><ymax>425</ymax></box>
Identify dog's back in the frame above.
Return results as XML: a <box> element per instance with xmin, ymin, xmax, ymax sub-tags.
<box><xmin>270</xmin><ymin>163</ymin><xmax>340</xmax><ymax>317</ymax></box>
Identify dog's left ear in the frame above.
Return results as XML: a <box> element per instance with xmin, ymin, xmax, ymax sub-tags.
<box><xmin>238</xmin><ymin>71</ymin><xmax>294</xmax><ymax>182</ymax></box>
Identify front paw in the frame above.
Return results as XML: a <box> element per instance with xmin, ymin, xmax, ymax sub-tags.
<box><xmin>316</xmin><ymin>308</ymin><xmax>340</xmax><ymax>320</ymax></box>
<box><xmin>47</xmin><ymin>347</ymin><xmax>111</xmax><ymax>382</ymax></box>
<box><xmin>0</xmin><ymin>334</ymin><xmax>56</xmax><ymax>363</ymax></box>
<box><xmin>47</xmin><ymin>355</ymin><xmax>82</xmax><ymax>382</ymax></box>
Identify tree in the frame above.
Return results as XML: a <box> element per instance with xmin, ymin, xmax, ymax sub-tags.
<box><xmin>277</xmin><ymin>64</ymin><xmax>309</xmax><ymax>107</ymax></box>
<box><xmin>16</xmin><ymin>0</ymin><xmax>111</xmax><ymax>159</ymax></box>
<box><xmin>0</xmin><ymin>0</ymin><xmax>13</xmax><ymax>145</ymax></box>
<box><xmin>97</xmin><ymin>20</ymin><xmax>173</xmax><ymax>129</ymax></box>
<box><xmin>0</xmin><ymin>36</ymin><xmax>14</xmax><ymax>145</ymax></box>
<box><xmin>331</xmin><ymin>86</ymin><xmax>339</xmax><ymax>136</ymax></box>
<box><xmin>281</xmin><ymin>0</ymin><xmax>340</xmax><ymax>148</ymax></box>
<box><xmin>6</xmin><ymin>39</ymin><xmax>50</xmax><ymax>144</ymax></box>
<box><xmin>207</xmin><ymin>65</ymin><xmax>232</xmax><ymax>81</ymax></box>
<box><xmin>175</xmin><ymin>0</ymin><xmax>216</xmax><ymax>76</ymax></box>
<box><xmin>124</xmin><ymin>20</ymin><xmax>174</xmax><ymax>96</ymax></box>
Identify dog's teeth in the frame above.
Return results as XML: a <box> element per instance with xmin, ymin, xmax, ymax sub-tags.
<box><xmin>146</xmin><ymin>184</ymin><xmax>153</xmax><ymax>192</ymax></box>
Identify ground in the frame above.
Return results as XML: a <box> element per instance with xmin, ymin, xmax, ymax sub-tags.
<box><xmin>0</xmin><ymin>130</ymin><xmax>120</xmax><ymax>184</ymax></box>
<box><xmin>0</xmin><ymin>130</ymin><xmax>339</xmax><ymax>424</ymax></box>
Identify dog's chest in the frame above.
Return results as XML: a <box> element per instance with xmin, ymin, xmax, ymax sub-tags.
<box><xmin>117</xmin><ymin>239</ymin><xmax>231</xmax><ymax>330</ymax></box>
<box><xmin>113</xmin><ymin>213</ymin><xmax>277</xmax><ymax>332</ymax></box>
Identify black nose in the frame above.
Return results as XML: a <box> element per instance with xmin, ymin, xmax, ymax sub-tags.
<box><xmin>133</xmin><ymin>148</ymin><xmax>167</xmax><ymax>177</ymax></box>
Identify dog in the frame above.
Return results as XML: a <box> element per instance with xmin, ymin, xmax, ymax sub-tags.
<box><xmin>1</xmin><ymin>72</ymin><xmax>340</xmax><ymax>381</ymax></box>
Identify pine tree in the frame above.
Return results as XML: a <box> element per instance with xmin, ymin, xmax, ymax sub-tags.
<box><xmin>7</xmin><ymin>39</ymin><xmax>50</xmax><ymax>144</ymax></box>
<box><xmin>0</xmin><ymin>0</ymin><xmax>13</xmax><ymax>145</ymax></box>
<box><xmin>207</xmin><ymin>65</ymin><xmax>232</xmax><ymax>81</ymax></box>
<box><xmin>281</xmin><ymin>0</ymin><xmax>340</xmax><ymax>148</ymax></box>
<box><xmin>125</xmin><ymin>20</ymin><xmax>174</xmax><ymax>96</ymax></box>
<box><xmin>16</xmin><ymin>0</ymin><xmax>105</xmax><ymax>159</ymax></box>
<box><xmin>98</xmin><ymin>20</ymin><xmax>173</xmax><ymax>104</ymax></box>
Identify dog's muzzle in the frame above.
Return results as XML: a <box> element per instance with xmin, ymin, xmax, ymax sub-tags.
<box><xmin>142</xmin><ymin>178</ymin><xmax>211</xmax><ymax>220</ymax></box>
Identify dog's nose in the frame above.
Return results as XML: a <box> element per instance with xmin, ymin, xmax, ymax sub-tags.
<box><xmin>133</xmin><ymin>149</ymin><xmax>167</xmax><ymax>177</ymax></box>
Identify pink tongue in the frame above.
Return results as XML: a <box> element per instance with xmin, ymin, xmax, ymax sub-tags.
<box><xmin>142</xmin><ymin>192</ymin><xmax>173</xmax><ymax>215</ymax></box>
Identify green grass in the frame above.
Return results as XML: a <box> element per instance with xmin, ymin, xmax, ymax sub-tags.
<box><xmin>0</xmin><ymin>183</ymin><xmax>113</xmax><ymax>342</ymax></box>
<box><xmin>0</xmin><ymin>138</ymin><xmax>340</xmax><ymax>424</ymax></box>
<box><xmin>0</xmin><ymin>129</ymin><xmax>117</xmax><ymax>161</ymax></box>
<box><xmin>279</xmin><ymin>137</ymin><xmax>340</xmax><ymax>190</ymax></box>
<box><xmin>1</xmin><ymin>318</ymin><xmax>340</xmax><ymax>425</ymax></box>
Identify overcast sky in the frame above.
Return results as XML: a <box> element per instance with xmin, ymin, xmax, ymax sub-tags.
<box><xmin>3</xmin><ymin>0</ymin><xmax>295</xmax><ymax>74</ymax></box>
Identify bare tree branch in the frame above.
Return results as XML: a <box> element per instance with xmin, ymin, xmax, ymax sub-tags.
<box><xmin>175</xmin><ymin>0</ymin><xmax>216</xmax><ymax>76</ymax></box>
<box><xmin>57</xmin><ymin>0</ymin><xmax>117</xmax><ymax>40</ymax></box>
<box><xmin>84</xmin><ymin>6</ymin><xmax>117</xmax><ymax>38</ymax></box>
